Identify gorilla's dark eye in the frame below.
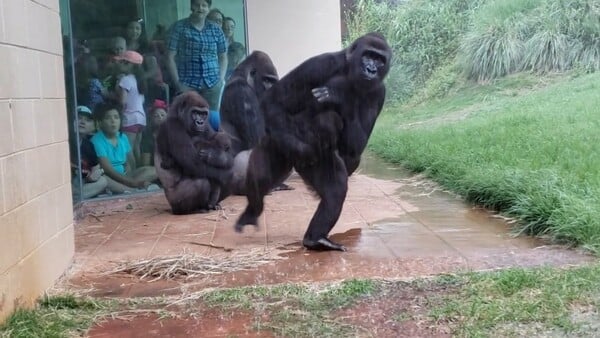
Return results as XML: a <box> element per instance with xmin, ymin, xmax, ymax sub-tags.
<box><xmin>363</xmin><ymin>51</ymin><xmax>385</xmax><ymax>65</ymax></box>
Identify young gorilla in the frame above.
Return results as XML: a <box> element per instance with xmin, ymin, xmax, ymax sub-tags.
<box><xmin>155</xmin><ymin>92</ymin><xmax>234</xmax><ymax>214</ymax></box>
<box><xmin>220</xmin><ymin>50</ymin><xmax>279</xmax><ymax>155</ymax></box>
<box><xmin>235</xmin><ymin>32</ymin><xmax>392</xmax><ymax>251</ymax></box>
<box><xmin>193</xmin><ymin>131</ymin><xmax>234</xmax><ymax>209</ymax></box>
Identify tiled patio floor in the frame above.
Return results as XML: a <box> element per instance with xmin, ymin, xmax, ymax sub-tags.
<box><xmin>62</xmin><ymin>155</ymin><xmax>593</xmax><ymax>298</ymax></box>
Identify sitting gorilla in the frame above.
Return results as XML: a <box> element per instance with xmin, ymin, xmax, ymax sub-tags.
<box><xmin>155</xmin><ymin>92</ymin><xmax>234</xmax><ymax>214</ymax></box>
<box><xmin>220</xmin><ymin>51</ymin><xmax>279</xmax><ymax>155</ymax></box>
<box><xmin>235</xmin><ymin>32</ymin><xmax>392</xmax><ymax>251</ymax></box>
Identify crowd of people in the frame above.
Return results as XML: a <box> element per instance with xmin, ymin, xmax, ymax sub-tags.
<box><xmin>70</xmin><ymin>0</ymin><xmax>246</xmax><ymax>200</ymax></box>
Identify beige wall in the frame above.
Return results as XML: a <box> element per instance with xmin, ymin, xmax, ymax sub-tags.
<box><xmin>245</xmin><ymin>0</ymin><xmax>342</xmax><ymax>76</ymax></box>
<box><xmin>0</xmin><ymin>0</ymin><xmax>74</xmax><ymax>322</ymax></box>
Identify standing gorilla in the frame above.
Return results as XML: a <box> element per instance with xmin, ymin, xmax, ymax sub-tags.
<box><xmin>155</xmin><ymin>92</ymin><xmax>234</xmax><ymax>214</ymax></box>
<box><xmin>235</xmin><ymin>33</ymin><xmax>392</xmax><ymax>251</ymax></box>
<box><xmin>220</xmin><ymin>50</ymin><xmax>279</xmax><ymax>155</ymax></box>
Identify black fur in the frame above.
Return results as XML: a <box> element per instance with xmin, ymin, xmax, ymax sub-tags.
<box><xmin>155</xmin><ymin>92</ymin><xmax>234</xmax><ymax>214</ymax></box>
<box><xmin>234</xmin><ymin>33</ymin><xmax>392</xmax><ymax>251</ymax></box>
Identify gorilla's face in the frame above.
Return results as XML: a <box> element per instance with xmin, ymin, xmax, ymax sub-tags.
<box><xmin>188</xmin><ymin>106</ymin><xmax>210</xmax><ymax>134</ymax></box>
<box><xmin>241</xmin><ymin>51</ymin><xmax>279</xmax><ymax>96</ymax></box>
<box><xmin>347</xmin><ymin>33</ymin><xmax>391</xmax><ymax>89</ymax></box>
<box><xmin>360</xmin><ymin>51</ymin><xmax>386</xmax><ymax>81</ymax></box>
<box><xmin>170</xmin><ymin>91</ymin><xmax>213</xmax><ymax>136</ymax></box>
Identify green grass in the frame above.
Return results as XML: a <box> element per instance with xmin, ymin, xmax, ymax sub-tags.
<box><xmin>190</xmin><ymin>265</ymin><xmax>600</xmax><ymax>336</ymax></box>
<box><xmin>0</xmin><ymin>295</ymin><xmax>112</xmax><ymax>338</ymax></box>
<box><xmin>202</xmin><ymin>279</ymin><xmax>377</xmax><ymax>337</ymax></box>
<box><xmin>370</xmin><ymin>71</ymin><xmax>600</xmax><ymax>252</ymax></box>
<box><xmin>428</xmin><ymin>264</ymin><xmax>600</xmax><ymax>336</ymax></box>
<box><xmin>3</xmin><ymin>269</ymin><xmax>599</xmax><ymax>337</ymax></box>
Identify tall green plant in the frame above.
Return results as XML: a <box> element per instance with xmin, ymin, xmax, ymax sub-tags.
<box><xmin>461</xmin><ymin>26</ymin><xmax>524</xmax><ymax>82</ymax></box>
<box><xmin>460</xmin><ymin>0</ymin><xmax>599</xmax><ymax>80</ymax></box>
<box><xmin>345</xmin><ymin>0</ymin><xmax>483</xmax><ymax>102</ymax></box>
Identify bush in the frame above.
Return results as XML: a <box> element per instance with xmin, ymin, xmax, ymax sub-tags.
<box><xmin>345</xmin><ymin>0</ymin><xmax>483</xmax><ymax>102</ymax></box>
<box><xmin>461</xmin><ymin>26</ymin><xmax>525</xmax><ymax>82</ymax></box>
<box><xmin>460</xmin><ymin>0</ymin><xmax>600</xmax><ymax>80</ymax></box>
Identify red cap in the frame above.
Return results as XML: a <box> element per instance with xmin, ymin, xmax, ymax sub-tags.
<box><xmin>113</xmin><ymin>50</ymin><xmax>143</xmax><ymax>64</ymax></box>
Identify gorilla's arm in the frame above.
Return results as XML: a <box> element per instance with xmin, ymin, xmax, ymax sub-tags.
<box><xmin>220</xmin><ymin>81</ymin><xmax>264</xmax><ymax>149</ymax></box>
<box><xmin>265</xmin><ymin>52</ymin><xmax>347</xmax><ymax>113</ymax></box>
<box><xmin>157</xmin><ymin>118</ymin><xmax>230</xmax><ymax>181</ymax></box>
<box><xmin>311</xmin><ymin>75</ymin><xmax>349</xmax><ymax>108</ymax></box>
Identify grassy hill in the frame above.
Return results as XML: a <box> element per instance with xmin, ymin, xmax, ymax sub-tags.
<box><xmin>347</xmin><ymin>0</ymin><xmax>600</xmax><ymax>252</ymax></box>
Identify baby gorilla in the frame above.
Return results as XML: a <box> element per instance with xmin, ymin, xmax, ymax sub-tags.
<box><xmin>193</xmin><ymin>132</ymin><xmax>233</xmax><ymax>209</ymax></box>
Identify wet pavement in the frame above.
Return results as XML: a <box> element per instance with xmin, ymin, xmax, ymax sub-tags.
<box><xmin>64</xmin><ymin>153</ymin><xmax>593</xmax><ymax>300</ymax></box>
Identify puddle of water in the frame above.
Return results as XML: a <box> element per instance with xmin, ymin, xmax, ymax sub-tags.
<box><xmin>87</xmin><ymin>312</ymin><xmax>274</xmax><ymax>338</ymax></box>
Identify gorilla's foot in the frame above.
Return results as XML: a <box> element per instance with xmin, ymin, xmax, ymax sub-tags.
<box><xmin>302</xmin><ymin>237</ymin><xmax>347</xmax><ymax>252</ymax></box>
<box><xmin>234</xmin><ymin>213</ymin><xmax>259</xmax><ymax>233</ymax></box>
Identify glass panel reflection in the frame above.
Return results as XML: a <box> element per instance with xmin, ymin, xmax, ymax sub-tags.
<box><xmin>61</xmin><ymin>0</ymin><xmax>247</xmax><ymax>202</ymax></box>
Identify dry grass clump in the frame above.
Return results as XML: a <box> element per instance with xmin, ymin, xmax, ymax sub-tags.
<box><xmin>107</xmin><ymin>249</ymin><xmax>284</xmax><ymax>282</ymax></box>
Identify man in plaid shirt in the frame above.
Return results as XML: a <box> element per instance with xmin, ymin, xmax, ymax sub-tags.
<box><xmin>166</xmin><ymin>0</ymin><xmax>228</xmax><ymax>110</ymax></box>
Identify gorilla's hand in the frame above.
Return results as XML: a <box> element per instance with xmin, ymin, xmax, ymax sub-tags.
<box><xmin>312</xmin><ymin>86</ymin><xmax>334</xmax><ymax>104</ymax></box>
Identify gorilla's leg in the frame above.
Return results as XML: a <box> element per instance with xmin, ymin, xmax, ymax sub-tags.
<box><xmin>207</xmin><ymin>182</ymin><xmax>221</xmax><ymax>210</ymax></box>
<box><xmin>166</xmin><ymin>178</ymin><xmax>212</xmax><ymax>215</ymax></box>
<box><xmin>296</xmin><ymin>153</ymin><xmax>349</xmax><ymax>251</ymax></box>
<box><xmin>235</xmin><ymin>145</ymin><xmax>292</xmax><ymax>232</ymax></box>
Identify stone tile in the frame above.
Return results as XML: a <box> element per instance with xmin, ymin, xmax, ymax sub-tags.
<box><xmin>24</xmin><ymin>147</ymin><xmax>44</xmax><ymax>199</ymax></box>
<box><xmin>2</xmin><ymin>0</ymin><xmax>29</xmax><ymax>47</ymax></box>
<box><xmin>0</xmin><ymin>46</ymin><xmax>17</xmax><ymax>99</ymax></box>
<box><xmin>32</xmin><ymin>99</ymin><xmax>55</xmax><ymax>147</ymax></box>
<box><xmin>38</xmin><ymin>54</ymin><xmax>61</xmax><ymax>98</ymax></box>
<box><xmin>0</xmin><ymin>0</ymin><xmax>5</xmax><ymax>43</ymax></box>
<box><xmin>54</xmin><ymin>59</ymin><xmax>67</xmax><ymax>99</ymax></box>
<box><xmin>37</xmin><ymin>190</ymin><xmax>58</xmax><ymax>242</ymax></box>
<box><xmin>381</xmin><ymin>232</ymin><xmax>459</xmax><ymax>258</ymax></box>
<box><xmin>2</xmin><ymin>153</ymin><xmax>29</xmax><ymax>210</ymax></box>
<box><xmin>15</xmin><ymin>199</ymin><xmax>42</xmax><ymax>258</ymax></box>
<box><xmin>27</xmin><ymin>1</ymin><xmax>61</xmax><ymax>54</ymax></box>
<box><xmin>15</xmin><ymin>48</ymin><xmax>42</xmax><ymax>98</ymax></box>
<box><xmin>0</xmin><ymin>210</ymin><xmax>22</xmax><ymax>274</ymax></box>
<box><xmin>55</xmin><ymin>184</ymin><xmax>73</xmax><ymax>229</ymax></box>
<box><xmin>51</xmin><ymin>100</ymin><xmax>69</xmax><ymax>143</ymax></box>
<box><xmin>33</xmin><ymin>0</ymin><xmax>60</xmax><ymax>12</ymax></box>
<box><xmin>0</xmin><ymin>271</ymin><xmax>9</xmax><ymax>319</ymax></box>
<box><xmin>0</xmin><ymin>161</ymin><xmax>4</xmax><ymax>213</ymax></box>
<box><xmin>0</xmin><ymin>101</ymin><xmax>14</xmax><ymax>157</ymax></box>
<box><xmin>10</xmin><ymin>100</ymin><xmax>37</xmax><ymax>151</ymax></box>
<box><xmin>11</xmin><ymin>225</ymin><xmax>73</xmax><ymax>311</ymax></box>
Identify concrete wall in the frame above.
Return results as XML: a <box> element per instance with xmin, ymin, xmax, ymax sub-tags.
<box><xmin>0</xmin><ymin>0</ymin><xmax>74</xmax><ymax>322</ymax></box>
<box><xmin>245</xmin><ymin>0</ymin><xmax>342</xmax><ymax>76</ymax></box>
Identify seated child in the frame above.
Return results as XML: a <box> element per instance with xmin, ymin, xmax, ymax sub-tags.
<box><xmin>90</xmin><ymin>101</ymin><xmax>158</xmax><ymax>194</ymax></box>
<box><xmin>70</xmin><ymin>105</ymin><xmax>108</xmax><ymax>200</ymax></box>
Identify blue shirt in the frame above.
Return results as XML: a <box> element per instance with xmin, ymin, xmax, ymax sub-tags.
<box><xmin>167</xmin><ymin>19</ymin><xmax>227</xmax><ymax>90</ymax></box>
<box><xmin>91</xmin><ymin>131</ymin><xmax>131</xmax><ymax>174</ymax></box>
